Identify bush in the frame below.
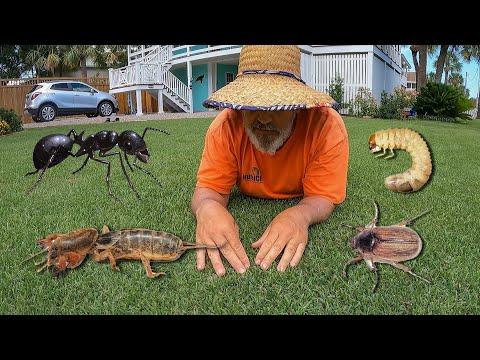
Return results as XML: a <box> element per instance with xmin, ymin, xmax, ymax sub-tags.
<box><xmin>378</xmin><ymin>87</ymin><xmax>418</xmax><ymax>119</ymax></box>
<box><xmin>0</xmin><ymin>107</ymin><xmax>23</xmax><ymax>133</ymax></box>
<box><xmin>0</xmin><ymin>120</ymin><xmax>10</xmax><ymax>135</ymax></box>
<box><xmin>328</xmin><ymin>74</ymin><xmax>345</xmax><ymax>109</ymax></box>
<box><xmin>415</xmin><ymin>82</ymin><xmax>471</xmax><ymax>120</ymax></box>
<box><xmin>348</xmin><ymin>87</ymin><xmax>379</xmax><ymax>117</ymax></box>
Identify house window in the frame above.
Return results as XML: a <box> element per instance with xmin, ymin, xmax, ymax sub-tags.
<box><xmin>225</xmin><ymin>72</ymin><xmax>234</xmax><ymax>84</ymax></box>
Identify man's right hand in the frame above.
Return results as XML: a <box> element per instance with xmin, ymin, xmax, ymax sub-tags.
<box><xmin>194</xmin><ymin>198</ymin><xmax>250</xmax><ymax>276</ymax></box>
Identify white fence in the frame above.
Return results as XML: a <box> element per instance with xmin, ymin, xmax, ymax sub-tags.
<box><xmin>464</xmin><ymin>108</ymin><xmax>478</xmax><ymax>118</ymax></box>
<box><xmin>312</xmin><ymin>53</ymin><xmax>368</xmax><ymax>105</ymax></box>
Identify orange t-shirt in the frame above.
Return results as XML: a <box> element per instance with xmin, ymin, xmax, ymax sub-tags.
<box><xmin>196</xmin><ymin>107</ymin><xmax>349</xmax><ymax>204</ymax></box>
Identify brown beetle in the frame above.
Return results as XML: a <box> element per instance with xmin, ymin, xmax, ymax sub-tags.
<box><xmin>343</xmin><ymin>201</ymin><xmax>432</xmax><ymax>292</ymax></box>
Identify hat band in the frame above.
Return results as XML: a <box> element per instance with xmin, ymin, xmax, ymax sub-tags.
<box><xmin>240</xmin><ymin>70</ymin><xmax>306</xmax><ymax>84</ymax></box>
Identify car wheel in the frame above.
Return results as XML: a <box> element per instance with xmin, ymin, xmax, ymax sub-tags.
<box><xmin>38</xmin><ymin>104</ymin><xmax>57</xmax><ymax>122</ymax></box>
<box><xmin>98</xmin><ymin>101</ymin><xmax>114</xmax><ymax>117</ymax></box>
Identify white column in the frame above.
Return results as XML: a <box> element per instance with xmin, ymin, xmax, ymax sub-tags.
<box><xmin>157</xmin><ymin>89</ymin><xmax>163</xmax><ymax>113</ymax></box>
<box><xmin>187</xmin><ymin>61</ymin><xmax>193</xmax><ymax>113</ymax></box>
<box><xmin>208</xmin><ymin>62</ymin><xmax>216</xmax><ymax>111</ymax></box>
<box><xmin>135</xmin><ymin>89</ymin><xmax>143</xmax><ymax>116</ymax></box>
<box><xmin>367</xmin><ymin>51</ymin><xmax>374</xmax><ymax>92</ymax></box>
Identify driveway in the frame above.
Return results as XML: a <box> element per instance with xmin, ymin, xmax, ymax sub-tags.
<box><xmin>23</xmin><ymin>111</ymin><xmax>222</xmax><ymax>129</ymax></box>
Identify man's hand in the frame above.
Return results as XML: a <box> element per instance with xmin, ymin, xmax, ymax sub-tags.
<box><xmin>252</xmin><ymin>206</ymin><xmax>309</xmax><ymax>272</ymax></box>
<box><xmin>252</xmin><ymin>197</ymin><xmax>335</xmax><ymax>272</ymax></box>
<box><xmin>193</xmin><ymin>189</ymin><xmax>250</xmax><ymax>276</ymax></box>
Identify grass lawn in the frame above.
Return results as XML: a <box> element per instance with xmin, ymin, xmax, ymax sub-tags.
<box><xmin>0</xmin><ymin>116</ymin><xmax>479</xmax><ymax>315</ymax></box>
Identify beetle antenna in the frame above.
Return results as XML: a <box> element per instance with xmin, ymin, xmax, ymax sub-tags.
<box><xmin>396</xmin><ymin>210</ymin><xmax>430</xmax><ymax>227</ymax></box>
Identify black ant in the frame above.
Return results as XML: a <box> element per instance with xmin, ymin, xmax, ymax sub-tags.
<box><xmin>26</xmin><ymin>127</ymin><xmax>169</xmax><ymax>200</ymax></box>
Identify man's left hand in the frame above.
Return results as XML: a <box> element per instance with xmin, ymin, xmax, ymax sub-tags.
<box><xmin>252</xmin><ymin>206</ymin><xmax>309</xmax><ymax>272</ymax></box>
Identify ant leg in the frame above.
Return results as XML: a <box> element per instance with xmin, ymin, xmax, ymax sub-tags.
<box><xmin>131</xmin><ymin>156</ymin><xmax>162</xmax><ymax>187</ymax></box>
<box><xmin>100</xmin><ymin>151</ymin><xmax>140</xmax><ymax>200</ymax></box>
<box><xmin>27</xmin><ymin>146</ymin><xmax>62</xmax><ymax>194</ymax></box>
<box><xmin>123</xmin><ymin>151</ymin><xmax>134</xmax><ymax>172</ymax></box>
<box><xmin>25</xmin><ymin>169</ymin><xmax>40</xmax><ymax>176</ymax></box>
<box><xmin>89</xmin><ymin>156</ymin><xmax>121</xmax><ymax>202</ymax></box>
<box><xmin>72</xmin><ymin>156</ymin><xmax>90</xmax><ymax>174</ymax></box>
<box><xmin>141</xmin><ymin>127</ymin><xmax>170</xmax><ymax>139</ymax></box>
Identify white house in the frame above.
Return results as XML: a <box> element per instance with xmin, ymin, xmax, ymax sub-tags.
<box><xmin>108</xmin><ymin>45</ymin><xmax>410</xmax><ymax>115</ymax></box>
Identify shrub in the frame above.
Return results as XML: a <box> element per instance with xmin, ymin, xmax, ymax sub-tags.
<box><xmin>0</xmin><ymin>107</ymin><xmax>23</xmax><ymax>133</ymax></box>
<box><xmin>378</xmin><ymin>87</ymin><xmax>418</xmax><ymax>119</ymax></box>
<box><xmin>0</xmin><ymin>120</ymin><xmax>10</xmax><ymax>135</ymax></box>
<box><xmin>415</xmin><ymin>82</ymin><xmax>471</xmax><ymax>120</ymax></box>
<box><xmin>348</xmin><ymin>87</ymin><xmax>379</xmax><ymax>117</ymax></box>
<box><xmin>327</xmin><ymin>74</ymin><xmax>345</xmax><ymax>109</ymax></box>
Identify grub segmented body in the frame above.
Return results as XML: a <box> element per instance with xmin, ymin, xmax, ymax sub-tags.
<box><xmin>369</xmin><ymin>128</ymin><xmax>432</xmax><ymax>193</ymax></box>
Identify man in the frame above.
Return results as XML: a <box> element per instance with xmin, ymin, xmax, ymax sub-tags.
<box><xmin>191</xmin><ymin>45</ymin><xmax>349</xmax><ymax>276</ymax></box>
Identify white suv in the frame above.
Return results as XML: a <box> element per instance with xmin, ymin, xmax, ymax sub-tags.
<box><xmin>24</xmin><ymin>80</ymin><xmax>119</xmax><ymax>122</ymax></box>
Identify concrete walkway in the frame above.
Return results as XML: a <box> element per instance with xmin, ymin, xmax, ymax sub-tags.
<box><xmin>23</xmin><ymin>111</ymin><xmax>222</xmax><ymax>129</ymax></box>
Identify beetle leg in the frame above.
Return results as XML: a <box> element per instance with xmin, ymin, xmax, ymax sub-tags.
<box><xmin>372</xmin><ymin>267</ymin><xmax>380</xmax><ymax>293</ymax></box>
<box><xmin>343</xmin><ymin>256</ymin><xmax>363</xmax><ymax>278</ymax></box>
<box><xmin>385</xmin><ymin>261</ymin><xmax>432</xmax><ymax>284</ymax></box>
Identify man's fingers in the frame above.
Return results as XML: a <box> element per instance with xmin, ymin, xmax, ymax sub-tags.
<box><xmin>196</xmin><ymin>248</ymin><xmax>206</xmax><ymax>271</ymax></box>
<box><xmin>290</xmin><ymin>242</ymin><xmax>306</xmax><ymax>268</ymax></box>
<box><xmin>251</xmin><ymin>225</ymin><xmax>271</xmax><ymax>249</ymax></box>
<box><xmin>254</xmin><ymin>231</ymin><xmax>279</xmax><ymax>265</ymax></box>
<box><xmin>277</xmin><ymin>243</ymin><xmax>298</xmax><ymax>272</ymax></box>
<box><xmin>258</xmin><ymin>235</ymin><xmax>288</xmax><ymax>270</ymax></box>
<box><xmin>207</xmin><ymin>247</ymin><xmax>226</xmax><ymax>277</ymax></box>
<box><xmin>218</xmin><ymin>237</ymin><xmax>249</xmax><ymax>274</ymax></box>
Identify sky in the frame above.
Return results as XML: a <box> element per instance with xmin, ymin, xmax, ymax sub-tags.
<box><xmin>401</xmin><ymin>47</ymin><xmax>479</xmax><ymax>99</ymax></box>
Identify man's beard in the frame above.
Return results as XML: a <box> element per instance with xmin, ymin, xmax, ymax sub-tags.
<box><xmin>244</xmin><ymin>117</ymin><xmax>295</xmax><ymax>156</ymax></box>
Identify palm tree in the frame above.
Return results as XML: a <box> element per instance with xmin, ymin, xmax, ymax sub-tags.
<box><xmin>63</xmin><ymin>45</ymin><xmax>98</xmax><ymax>78</ymax></box>
<box><xmin>25</xmin><ymin>45</ymin><xmax>64</xmax><ymax>77</ymax></box>
<box><xmin>410</xmin><ymin>45</ymin><xmax>428</xmax><ymax>93</ymax></box>
<box><xmin>442</xmin><ymin>51</ymin><xmax>462</xmax><ymax>85</ymax></box>
<box><xmin>459</xmin><ymin>45</ymin><xmax>480</xmax><ymax>118</ymax></box>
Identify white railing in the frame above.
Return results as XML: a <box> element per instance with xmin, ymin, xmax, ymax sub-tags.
<box><xmin>109</xmin><ymin>65</ymin><xmax>136</xmax><ymax>88</ymax></box>
<box><xmin>376</xmin><ymin>45</ymin><xmax>401</xmax><ymax>68</ymax></box>
<box><xmin>141</xmin><ymin>45</ymin><xmax>172</xmax><ymax>64</ymax></box>
<box><xmin>110</xmin><ymin>63</ymin><xmax>163</xmax><ymax>88</ymax></box>
<box><xmin>161</xmin><ymin>69</ymin><xmax>190</xmax><ymax>105</ymax></box>
<box><xmin>171</xmin><ymin>45</ymin><xmax>241</xmax><ymax>61</ymax></box>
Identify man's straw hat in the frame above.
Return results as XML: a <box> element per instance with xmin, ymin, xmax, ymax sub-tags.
<box><xmin>202</xmin><ymin>45</ymin><xmax>336</xmax><ymax>111</ymax></box>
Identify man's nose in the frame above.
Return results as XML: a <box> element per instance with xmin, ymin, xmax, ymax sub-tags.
<box><xmin>256</xmin><ymin>114</ymin><xmax>272</xmax><ymax>124</ymax></box>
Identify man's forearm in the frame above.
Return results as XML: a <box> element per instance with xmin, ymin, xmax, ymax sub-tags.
<box><xmin>191</xmin><ymin>186</ymin><xmax>230</xmax><ymax>216</ymax></box>
<box><xmin>296</xmin><ymin>196</ymin><xmax>336</xmax><ymax>225</ymax></box>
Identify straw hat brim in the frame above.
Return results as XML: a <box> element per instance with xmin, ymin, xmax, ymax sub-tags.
<box><xmin>202</xmin><ymin>73</ymin><xmax>337</xmax><ymax>111</ymax></box>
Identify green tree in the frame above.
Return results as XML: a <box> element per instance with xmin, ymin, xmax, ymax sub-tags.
<box><xmin>0</xmin><ymin>45</ymin><xmax>26</xmax><ymax>78</ymax></box>
<box><xmin>24</xmin><ymin>45</ymin><xmax>69</xmax><ymax>76</ymax></box>
<box><xmin>63</xmin><ymin>45</ymin><xmax>98</xmax><ymax>78</ymax></box>
<box><xmin>459</xmin><ymin>45</ymin><xmax>480</xmax><ymax>118</ymax></box>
